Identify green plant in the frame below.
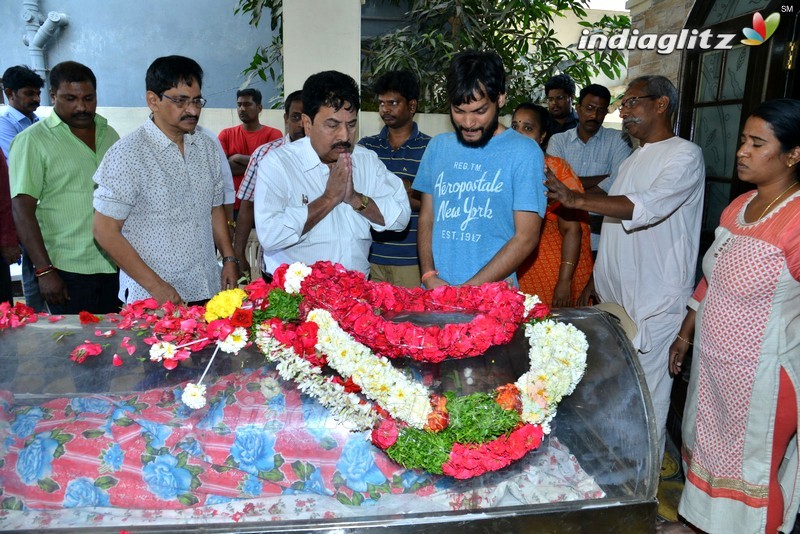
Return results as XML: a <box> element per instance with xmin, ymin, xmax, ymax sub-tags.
<box><xmin>236</xmin><ymin>0</ymin><xmax>629</xmax><ymax>112</ymax></box>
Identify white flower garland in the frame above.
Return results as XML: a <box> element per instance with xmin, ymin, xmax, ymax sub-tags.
<box><xmin>217</xmin><ymin>326</ymin><xmax>249</xmax><ymax>354</ymax></box>
<box><xmin>515</xmin><ymin>320</ymin><xmax>588</xmax><ymax>434</ymax></box>
<box><xmin>149</xmin><ymin>341</ymin><xmax>177</xmax><ymax>362</ymax></box>
<box><xmin>254</xmin><ymin>324</ymin><xmax>378</xmax><ymax>431</ymax></box>
<box><xmin>308</xmin><ymin>309</ymin><xmax>432</xmax><ymax>429</ymax></box>
<box><xmin>249</xmin><ymin>311</ymin><xmax>588</xmax><ymax>435</ymax></box>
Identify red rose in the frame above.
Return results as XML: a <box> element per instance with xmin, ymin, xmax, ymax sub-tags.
<box><xmin>69</xmin><ymin>340</ymin><xmax>103</xmax><ymax>363</ymax></box>
<box><xmin>79</xmin><ymin>311</ymin><xmax>101</xmax><ymax>324</ymax></box>
<box><xmin>230</xmin><ymin>308</ymin><xmax>253</xmax><ymax>328</ymax></box>
<box><xmin>531</xmin><ymin>303</ymin><xmax>550</xmax><ymax>320</ymax></box>
<box><xmin>371</xmin><ymin>418</ymin><xmax>399</xmax><ymax>449</ymax></box>
<box><xmin>12</xmin><ymin>301</ymin><xmax>37</xmax><ymax>319</ymax></box>
<box><xmin>244</xmin><ymin>278</ymin><xmax>271</xmax><ymax>299</ymax></box>
<box><xmin>272</xmin><ymin>264</ymin><xmax>289</xmax><ymax>289</ymax></box>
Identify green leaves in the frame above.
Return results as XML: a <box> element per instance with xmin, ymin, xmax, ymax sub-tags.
<box><xmin>1</xmin><ymin>497</ymin><xmax>24</xmax><ymax>511</ymax></box>
<box><xmin>251</xmin><ymin>289</ymin><xmax>302</xmax><ymax>329</ymax></box>
<box><xmin>386</xmin><ymin>391</ymin><xmax>521</xmax><ymax>472</ymax></box>
<box><xmin>237</xmin><ymin>0</ymin><xmax>629</xmax><ymax>112</ymax></box>
<box><xmin>37</xmin><ymin>477</ymin><xmax>60</xmax><ymax>493</ymax></box>
<box><xmin>94</xmin><ymin>475</ymin><xmax>119</xmax><ymax>490</ymax></box>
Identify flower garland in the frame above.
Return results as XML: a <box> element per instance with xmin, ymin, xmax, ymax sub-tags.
<box><xmin>294</xmin><ymin>262</ymin><xmax>543</xmax><ymax>363</ymax></box>
<box><xmin>55</xmin><ymin>261</ymin><xmax>588</xmax><ymax>480</ymax></box>
<box><xmin>245</xmin><ymin>262</ymin><xmax>587</xmax><ymax>478</ymax></box>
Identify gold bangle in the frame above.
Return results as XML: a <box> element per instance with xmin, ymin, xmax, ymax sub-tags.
<box><xmin>227</xmin><ymin>220</ymin><xmax>236</xmax><ymax>228</ymax></box>
<box><xmin>561</xmin><ymin>261</ymin><xmax>576</xmax><ymax>266</ymax></box>
<box><xmin>676</xmin><ymin>334</ymin><xmax>693</xmax><ymax>345</ymax></box>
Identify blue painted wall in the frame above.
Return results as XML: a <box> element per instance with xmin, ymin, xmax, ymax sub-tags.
<box><xmin>0</xmin><ymin>0</ymin><xmax>279</xmax><ymax>108</ymax></box>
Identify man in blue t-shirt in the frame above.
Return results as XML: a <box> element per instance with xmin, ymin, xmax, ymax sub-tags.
<box><xmin>358</xmin><ymin>71</ymin><xmax>431</xmax><ymax>288</ymax></box>
<box><xmin>413</xmin><ymin>50</ymin><xmax>546</xmax><ymax>287</ymax></box>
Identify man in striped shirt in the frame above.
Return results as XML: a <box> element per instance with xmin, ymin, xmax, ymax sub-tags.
<box><xmin>232</xmin><ymin>90</ymin><xmax>304</xmax><ymax>276</ymax></box>
<box><xmin>358</xmin><ymin>71</ymin><xmax>430</xmax><ymax>288</ymax></box>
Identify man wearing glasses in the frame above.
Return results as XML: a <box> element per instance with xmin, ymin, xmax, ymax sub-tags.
<box><xmin>543</xmin><ymin>73</ymin><xmax>578</xmax><ymax>139</ymax></box>
<box><xmin>545</xmin><ymin>75</ymin><xmax>705</xmax><ymax>463</ymax></box>
<box><xmin>93</xmin><ymin>55</ymin><xmax>238</xmax><ymax>305</ymax></box>
<box><xmin>547</xmin><ymin>84</ymin><xmax>632</xmax><ymax>271</ymax></box>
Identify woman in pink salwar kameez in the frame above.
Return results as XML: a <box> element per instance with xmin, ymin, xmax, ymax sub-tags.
<box><xmin>663</xmin><ymin>99</ymin><xmax>800</xmax><ymax>534</ymax></box>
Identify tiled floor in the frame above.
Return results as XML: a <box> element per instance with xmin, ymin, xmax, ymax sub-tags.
<box><xmin>657</xmin><ymin>438</ymin><xmax>684</xmax><ymax>522</ymax></box>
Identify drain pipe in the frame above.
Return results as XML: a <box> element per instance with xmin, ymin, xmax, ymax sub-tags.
<box><xmin>21</xmin><ymin>0</ymin><xmax>69</xmax><ymax>104</ymax></box>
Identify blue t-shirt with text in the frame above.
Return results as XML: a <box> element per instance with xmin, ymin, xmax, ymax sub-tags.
<box><xmin>413</xmin><ymin>129</ymin><xmax>546</xmax><ymax>285</ymax></box>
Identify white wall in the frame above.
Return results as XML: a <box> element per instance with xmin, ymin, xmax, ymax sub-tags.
<box><xmin>283</xmin><ymin>0</ymin><xmax>362</xmax><ymax>96</ymax></box>
<box><xmin>3</xmin><ymin>105</ymin><xmax>632</xmax><ymax>140</ymax></box>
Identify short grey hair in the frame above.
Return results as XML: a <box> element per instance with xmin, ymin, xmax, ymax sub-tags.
<box><xmin>628</xmin><ymin>75</ymin><xmax>678</xmax><ymax>115</ymax></box>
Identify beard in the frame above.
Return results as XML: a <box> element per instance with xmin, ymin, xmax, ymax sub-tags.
<box><xmin>452</xmin><ymin>108</ymin><xmax>500</xmax><ymax>148</ymax></box>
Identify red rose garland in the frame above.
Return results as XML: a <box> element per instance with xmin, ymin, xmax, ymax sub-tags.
<box><xmin>295</xmin><ymin>261</ymin><xmax>527</xmax><ymax>363</ymax></box>
<box><xmin>441</xmin><ymin>424</ymin><xmax>544</xmax><ymax>479</ymax></box>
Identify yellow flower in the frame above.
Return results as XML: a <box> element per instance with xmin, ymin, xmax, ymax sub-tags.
<box><xmin>204</xmin><ymin>288</ymin><xmax>247</xmax><ymax>322</ymax></box>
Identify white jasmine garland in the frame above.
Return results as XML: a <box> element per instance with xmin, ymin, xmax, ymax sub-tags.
<box><xmin>308</xmin><ymin>309</ymin><xmax>432</xmax><ymax>429</ymax></box>
<box><xmin>218</xmin><ymin>327</ymin><xmax>249</xmax><ymax>353</ymax></box>
<box><xmin>255</xmin><ymin>324</ymin><xmax>378</xmax><ymax>430</ymax></box>
<box><xmin>515</xmin><ymin>320</ymin><xmax>588</xmax><ymax>431</ymax></box>
<box><xmin>149</xmin><ymin>341</ymin><xmax>177</xmax><ymax>362</ymax></box>
<box><xmin>181</xmin><ymin>383</ymin><xmax>207</xmax><ymax>409</ymax></box>
<box><xmin>284</xmin><ymin>262</ymin><xmax>312</xmax><ymax>294</ymax></box>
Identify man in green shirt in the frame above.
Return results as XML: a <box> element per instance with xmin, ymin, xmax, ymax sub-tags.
<box><xmin>9</xmin><ymin>61</ymin><xmax>120</xmax><ymax>314</ymax></box>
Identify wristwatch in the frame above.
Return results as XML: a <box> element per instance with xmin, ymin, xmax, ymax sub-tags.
<box><xmin>355</xmin><ymin>193</ymin><xmax>370</xmax><ymax>212</ymax></box>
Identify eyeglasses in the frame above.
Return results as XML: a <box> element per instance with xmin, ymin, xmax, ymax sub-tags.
<box><xmin>160</xmin><ymin>93</ymin><xmax>208</xmax><ymax>109</ymax></box>
<box><xmin>579</xmin><ymin>104</ymin><xmax>608</xmax><ymax>115</ymax></box>
<box><xmin>546</xmin><ymin>95</ymin><xmax>570</xmax><ymax>103</ymax></box>
<box><xmin>619</xmin><ymin>95</ymin><xmax>658</xmax><ymax>110</ymax></box>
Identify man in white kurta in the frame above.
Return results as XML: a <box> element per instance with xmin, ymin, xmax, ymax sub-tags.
<box><xmin>546</xmin><ymin>75</ymin><xmax>705</xmax><ymax>458</ymax></box>
<box><xmin>254</xmin><ymin>71</ymin><xmax>410</xmax><ymax>276</ymax></box>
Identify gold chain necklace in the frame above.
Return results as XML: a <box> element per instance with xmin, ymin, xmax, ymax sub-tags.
<box><xmin>759</xmin><ymin>182</ymin><xmax>799</xmax><ymax>220</ymax></box>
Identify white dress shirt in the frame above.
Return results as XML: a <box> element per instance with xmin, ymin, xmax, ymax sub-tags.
<box><xmin>254</xmin><ymin>136</ymin><xmax>411</xmax><ymax>274</ymax></box>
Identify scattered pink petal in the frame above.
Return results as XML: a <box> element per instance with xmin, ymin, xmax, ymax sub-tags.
<box><xmin>112</xmin><ymin>353</ymin><xmax>124</xmax><ymax>367</ymax></box>
<box><xmin>47</xmin><ymin>315</ymin><xmax>66</xmax><ymax>323</ymax></box>
<box><xmin>120</xmin><ymin>336</ymin><xmax>137</xmax><ymax>356</ymax></box>
<box><xmin>94</xmin><ymin>329</ymin><xmax>116</xmax><ymax>338</ymax></box>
